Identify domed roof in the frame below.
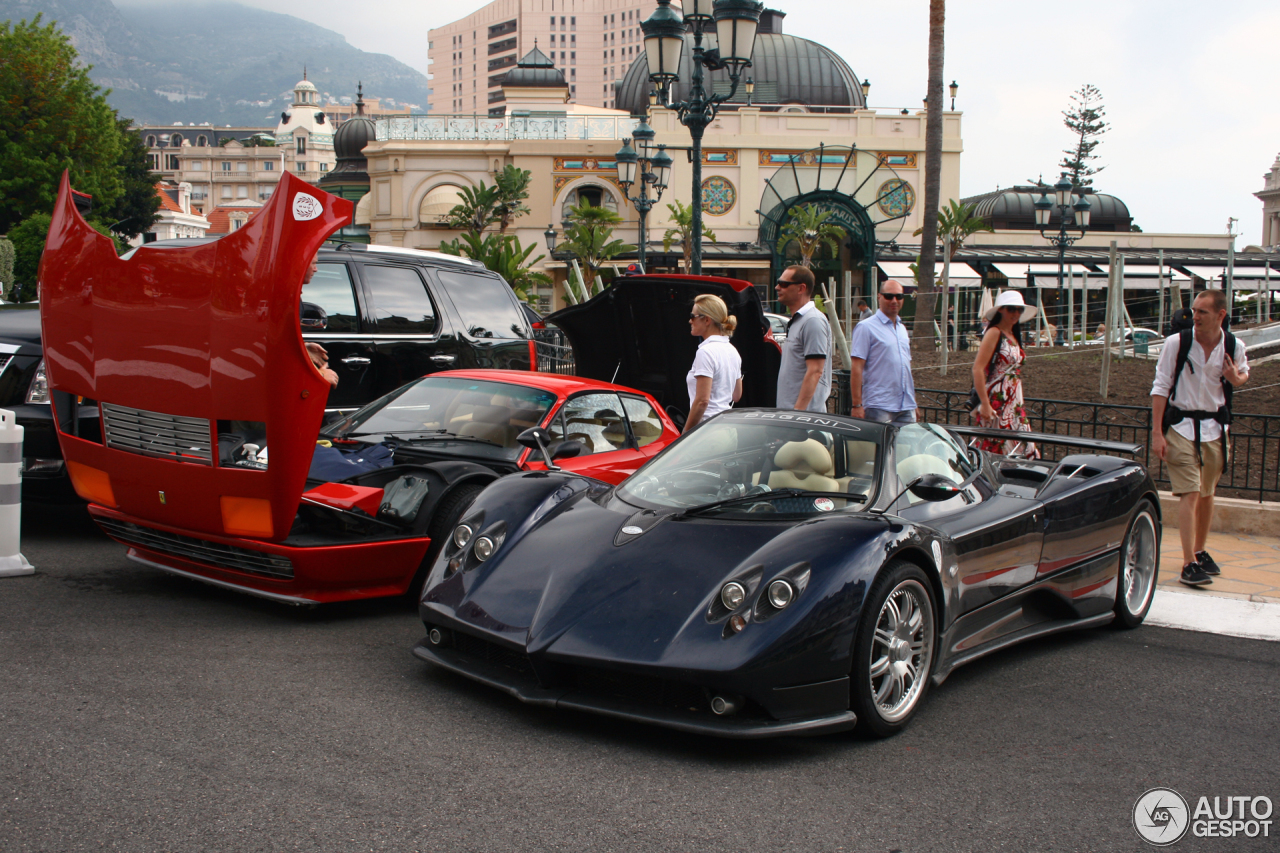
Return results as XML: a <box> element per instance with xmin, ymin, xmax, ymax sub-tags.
<box><xmin>319</xmin><ymin>85</ymin><xmax>374</xmax><ymax>186</ymax></box>
<box><xmin>295</xmin><ymin>78</ymin><xmax>317</xmax><ymax>92</ymax></box>
<box><xmin>615</xmin><ymin>32</ymin><xmax>865</xmax><ymax>115</ymax></box>
<box><xmin>502</xmin><ymin>45</ymin><xmax>567</xmax><ymax>89</ymax></box>
<box><xmin>962</xmin><ymin>186</ymin><xmax>1133</xmax><ymax>232</ymax></box>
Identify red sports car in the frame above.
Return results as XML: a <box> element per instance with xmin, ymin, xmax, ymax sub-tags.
<box><xmin>37</xmin><ymin>173</ymin><xmax>679</xmax><ymax>604</ymax></box>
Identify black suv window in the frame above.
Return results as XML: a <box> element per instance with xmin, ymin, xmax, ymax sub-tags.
<box><xmin>302</xmin><ymin>263</ymin><xmax>360</xmax><ymax>332</ymax></box>
<box><xmin>435</xmin><ymin>269</ymin><xmax>528</xmax><ymax>339</ymax></box>
<box><xmin>363</xmin><ymin>265</ymin><xmax>437</xmax><ymax>334</ymax></box>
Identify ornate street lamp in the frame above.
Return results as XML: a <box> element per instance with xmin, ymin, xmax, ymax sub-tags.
<box><xmin>615</xmin><ymin>118</ymin><xmax>672</xmax><ymax>271</ymax></box>
<box><xmin>642</xmin><ymin>0</ymin><xmax>762</xmax><ymax>274</ymax></box>
<box><xmin>543</xmin><ymin>224</ymin><xmax>557</xmax><ymax>253</ymax></box>
<box><xmin>1036</xmin><ymin>173</ymin><xmax>1093</xmax><ymax>343</ymax></box>
<box><xmin>949</xmin><ymin>80</ymin><xmax>958</xmax><ymax>110</ymax></box>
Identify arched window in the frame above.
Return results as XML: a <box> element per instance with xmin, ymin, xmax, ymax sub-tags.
<box><xmin>146</xmin><ymin>135</ymin><xmax>157</xmax><ymax>147</ymax></box>
<box><xmin>170</xmin><ymin>133</ymin><xmax>183</xmax><ymax>146</ymax></box>
<box><xmin>560</xmin><ymin>184</ymin><xmax>618</xmax><ymax>222</ymax></box>
<box><xmin>197</xmin><ymin>135</ymin><xmax>208</xmax><ymax>147</ymax></box>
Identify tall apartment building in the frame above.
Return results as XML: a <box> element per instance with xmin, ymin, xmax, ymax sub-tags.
<box><xmin>428</xmin><ymin>0</ymin><xmax>679</xmax><ymax>114</ymax></box>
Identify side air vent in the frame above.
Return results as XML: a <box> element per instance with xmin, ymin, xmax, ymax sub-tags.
<box><xmin>101</xmin><ymin>403</ymin><xmax>213</xmax><ymax>465</ymax></box>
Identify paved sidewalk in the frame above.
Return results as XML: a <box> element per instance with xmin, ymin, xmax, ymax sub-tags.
<box><xmin>1157</xmin><ymin>527</ymin><xmax>1280</xmax><ymax>603</ymax></box>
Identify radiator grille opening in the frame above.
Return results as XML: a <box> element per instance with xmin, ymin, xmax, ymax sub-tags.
<box><xmin>97</xmin><ymin>518</ymin><xmax>294</xmax><ymax>579</ymax></box>
<box><xmin>101</xmin><ymin>403</ymin><xmax>213</xmax><ymax>465</ymax></box>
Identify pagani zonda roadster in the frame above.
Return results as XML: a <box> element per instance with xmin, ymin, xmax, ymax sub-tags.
<box><xmin>415</xmin><ymin>411</ymin><xmax>1160</xmax><ymax>738</ymax></box>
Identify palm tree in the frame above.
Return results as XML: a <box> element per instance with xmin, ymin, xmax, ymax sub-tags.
<box><xmin>913</xmin><ymin>199</ymin><xmax>992</xmax><ymax>259</ymax></box>
<box><xmin>444</xmin><ymin>166</ymin><xmax>534</xmax><ymax>235</ymax></box>
<box><xmin>561</xmin><ymin>201</ymin><xmax>634</xmax><ymax>294</ymax></box>
<box><xmin>661</xmin><ymin>200</ymin><xmax>717</xmax><ymax>273</ymax></box>
<box><xmin>912</xmin><ymin>0</ymin><xmax>946</xmax><ymax>345</ymax></box>
<box><xmin>778</xmin><ymin>204</ymin><xmax>843</xmax><ymax>268</ymax></box>
<box><xmin>492</xmin><ymin>164</ymin><xmax>532</xmax><ymax>233</ymax></box>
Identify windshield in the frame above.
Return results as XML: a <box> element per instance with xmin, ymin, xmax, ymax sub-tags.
<box><xmin>326</xmin><ymin>376</ymin><xmax>556</xmax><ymax>460</ymax></box>
<box><xmin>618</xmin><ymin>414</ymin><xmax>881</xmax><ymax>517</ymax></box>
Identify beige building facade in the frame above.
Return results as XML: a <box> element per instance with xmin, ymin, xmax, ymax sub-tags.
<box><xmin>428</xmin><ymin>0</ymin><xmax>678</xmax><ymax>114</ymax></box>
<box><xmin>1256</xmin><ymin>152</ymin><xmax>1280</xmax><ymax>251</ymax></box>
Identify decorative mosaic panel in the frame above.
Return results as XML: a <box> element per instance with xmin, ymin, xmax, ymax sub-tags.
<box><xmin>877</xmin><ymin>152</ymin><xmax>917</xmax><ymax>168</ymax></box>
<box><xmin>700</xmin><ymin>176</ymin><xmax>736</xmax><ymax>216</ymax></box>
<box><xmin>759</xmin><ymin>149</ymin><xmax>855</xmax><ymax>166</ymax></box>
<box><xmin>554</xmin><ymin>157</ymin><xmax>619</xmax><ymax>172</ymax></box>
<box><xmin>876</xmin><ymin>179</ymin><xmax>915</xmax><ymax>218</ymax></box>
<box><xmin>553</xmin><ymin>176</ymin><xmax>575</xmax><ymax>196</ymax></box>
<box><xmin>702</xmin><ymin>149</ymin><xmax>738</xmax><ymax>165</ymax></box>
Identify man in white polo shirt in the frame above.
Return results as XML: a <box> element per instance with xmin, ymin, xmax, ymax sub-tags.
<box><xmin>774</xmin><ymin>265</ymin><xmax>831</xmax><ymax>412</ymax></box>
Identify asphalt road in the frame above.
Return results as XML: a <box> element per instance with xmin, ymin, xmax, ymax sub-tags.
<box><xmin>2</xmin><ymin>503</ymin><xmax>1276</xmax><ymax>853</ymax></box>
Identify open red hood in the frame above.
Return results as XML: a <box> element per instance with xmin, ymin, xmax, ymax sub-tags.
<box><xmin>40</xmin><ymin>171</ymin><xmax>352</xmax><ymax>542</ymax></box>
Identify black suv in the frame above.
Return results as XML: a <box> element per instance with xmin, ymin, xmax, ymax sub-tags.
<box><xmin>5</xmin><ymin>240</ymin><xmax>535</xmax><ymax>500</ymax></box>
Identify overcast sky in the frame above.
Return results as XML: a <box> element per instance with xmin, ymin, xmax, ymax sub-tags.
<box><xmin>229</xmin><ymin>0</ymin><xmax>1280</xmax><ymax>246</ymax></box>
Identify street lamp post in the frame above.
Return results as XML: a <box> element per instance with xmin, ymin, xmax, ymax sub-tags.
<box><xmin>615</xmin><ymin>119</ymin><xmax>673</xmax><ymax>271</ymax></box>
<box><xmin>641</xmin><ymin>0</ymin><xmax>762</xmax><ymax>274</ymax></box>
<box><xmin>1034</xmin><ymin>173</ymin><xmax>1092</xmax><ymax>344</ymax></box>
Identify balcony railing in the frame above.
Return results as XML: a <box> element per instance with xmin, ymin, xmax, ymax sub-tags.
<box><xmin>375</xmin><ymin>114</ymin><xmax>639</xmax><ymax>142</ymax></box>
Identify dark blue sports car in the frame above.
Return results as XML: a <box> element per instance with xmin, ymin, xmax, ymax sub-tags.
<box><xmin>414</xmin><ymin>411</ymin><xmax>1160</xmax><ymax>738</ymax></box>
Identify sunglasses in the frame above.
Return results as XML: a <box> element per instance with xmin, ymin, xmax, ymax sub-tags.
<box><xmin>689</xmin><ymin>313</ymin><xmax>706</xmax><ymax>321</ymax></box>
<box><xmin>880</xmin><ymin>292</ymin><xmax>906</xmax><ymax>301</ymax></box>
<box><xmin>775</xmin><ymin>278</ymin><xmax>801</xmax><ymax>287</ymax></box>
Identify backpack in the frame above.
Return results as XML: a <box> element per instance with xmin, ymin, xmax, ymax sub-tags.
<box><xmin>1162</xmin><ymin>327</ymin><xmax>1240</xmax><ymax>462</ymax></box>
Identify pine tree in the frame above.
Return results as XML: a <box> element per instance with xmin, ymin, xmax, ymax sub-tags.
<box><xmin>1059</xmin><ymin>84</ymin><xmax>1110</xmax><ymax>188</ymax></box>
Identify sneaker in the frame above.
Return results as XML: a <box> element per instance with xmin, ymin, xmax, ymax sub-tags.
<box><xmin>1179</xmin><ymin>562</ymin><xmax>1212</xmax><ymax>587</ymax></box>
<box><xmin>1196</xmin><ymin>551</ymin><xmax>1221</xmax><ymax>576</ymax></box>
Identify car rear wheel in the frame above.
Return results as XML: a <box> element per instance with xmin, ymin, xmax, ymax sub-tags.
<box><xmin>407</xmin><ymin>482</ymin><xmax>485</xmax><ymax>602</ymax></box>
<box><xmin>851</xmin><ymin>560</ymin><xmax>936</xmax><ymax>738</ymax></box>
<box><xmin>1113</xmin><ymin>499</ymin><xmax>1159</xmax><ymax>628</ymax></box>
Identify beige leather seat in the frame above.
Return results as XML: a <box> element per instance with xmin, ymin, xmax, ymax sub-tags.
<box><xmin>836</xmin><ymin>440</ymin><xmax>877</xmax><ymax>493</ymax></box>
<box><xmin>768</xmin><ymin>439</ymin><xmax>840</xmax><ymax>492</ymax></box>
<box><xmin>457</xmin><ymin>405</ymin><xmax>517</xmax><ymax>447</ymax></box>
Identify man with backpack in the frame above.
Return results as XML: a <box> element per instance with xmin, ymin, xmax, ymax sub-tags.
<box><xmin>1150</xmin><ymin>289</ymin><xmax>1250</xmax><ymax>587</ymax></box>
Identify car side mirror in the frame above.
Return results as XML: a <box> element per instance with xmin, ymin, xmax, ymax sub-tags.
<box><xmin>550</xmin><ymin>439</ymin><xmax>584</xmax><ymax>461</ymax></box>
<box><xmin>517</xmin><ymin>426</ymin><xmax>562</xmax><ymax>471</ymax></box>
<box><xmin>300</xmin><ymin>301</ymin><xmax>328</xmax><ymax>330</ymax></box>
<box><xmin>907</xmin><ymin>474</ymin><xmax>963</xmax><ymax>502</ymax></box>
<box><xmin>664</xmin><ymin>404</ymin><xmax>686</xmax><ymax>430</ymax></box>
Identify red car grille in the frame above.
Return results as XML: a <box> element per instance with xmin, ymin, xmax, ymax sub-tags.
<box><xmin>97</xmin><ymin>518</ymin><xmax>294</xmax><ymax>579</ymax></box>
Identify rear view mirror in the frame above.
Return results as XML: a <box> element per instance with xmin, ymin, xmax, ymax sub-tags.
<box><xmin>908</xmin><ymin>474</ymin><xmax>962</xmax><ymax>503</ymax></box>
<box><xmin>301</xmin><ymin>301</ymin><xmax>328</xmax><ymax>330</ymax></box>
<box><xmin>550</xmin><ymin>440</ymin><xmax>584</xmax><ymax>461</ymax></box>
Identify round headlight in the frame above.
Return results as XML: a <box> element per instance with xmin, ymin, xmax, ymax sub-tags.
<box><xmin>473</xmin><ymin>535</ymin><xmax>495</xmax><ymax>561</ymax></box>
<box><xmin>767</xmin><ymin>579</ymin><xmax>794</xmax><ymax>609</ymax></box>
<box><xmin>720</xmin><ymin>581</ymin><xmax>746</xmax><ymax>611</ymax></box>
<box><xmin>452</xmin><ymin>524</ymin><xmax>473</xmax><ymax>549</ymax></box>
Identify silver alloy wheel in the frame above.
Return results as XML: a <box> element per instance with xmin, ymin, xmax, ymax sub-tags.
<box><xmin>868</xmin><ymin>579</ymin><xmax>934</xmax><ymax>723</ymax></box>
<box><xmin>1122</xmin><ymin>509</ymin><xmax>1158</xmax><ymax>614</ymax></box>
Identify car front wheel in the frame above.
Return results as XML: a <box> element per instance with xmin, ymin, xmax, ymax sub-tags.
<box><xmin>851</xmin><ymin>560</ymin><xmax>936</xmax><ymax>738</ymax></box>
<box><xmin>1113</xmin><ymin>499</ymin><xmax>1159</xmax><ymax>628</ymax></box>
<box><xmin>407</xmin><ymin>482</ymin><xmax>485</xmax><ymax>602</ymax></box>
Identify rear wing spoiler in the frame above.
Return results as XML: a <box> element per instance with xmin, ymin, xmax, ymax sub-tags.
<box><xmin>945</xmin><ymin>425</ymin><xmax>1144</xmax><ymax>457</ymax></box>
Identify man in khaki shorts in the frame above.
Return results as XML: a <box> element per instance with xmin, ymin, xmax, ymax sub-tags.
<box><xmin>1151</xmin><ymin>289</ymin><xmax>1249</xmax><ymax>587</ymax></box>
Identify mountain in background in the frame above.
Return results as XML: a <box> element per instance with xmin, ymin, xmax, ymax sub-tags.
<box><xmin>0</xmin><ymin>0</ymin><xmax>432</xmax><ymax>126</ymax></box>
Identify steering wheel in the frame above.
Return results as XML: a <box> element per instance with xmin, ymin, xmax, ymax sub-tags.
<box><xmin>666</xmin><ymin>469</ymin><xmax>725</xmax><ymax>495</ymax></box>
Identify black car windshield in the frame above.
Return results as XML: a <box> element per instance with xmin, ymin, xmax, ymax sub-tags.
<box><xmin>618</xmin><ymin>413</ymin><xmax>882</xmax><ymax>517</ymax></box>
<box><xmin>325</xmin><ymin>376</ymin><xmax>555</xmax><ymax>461</ymax></box>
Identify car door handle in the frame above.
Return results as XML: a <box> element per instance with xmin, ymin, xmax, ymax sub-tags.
<box><xmin>430</xmin><ymin>354</ymin><xmax>457</xmax><ymax>364</ymax></box>
<box><xmin>340</xmin><ymin>356</ymin><xmax>371</xmax><ymax>366</ymax></box>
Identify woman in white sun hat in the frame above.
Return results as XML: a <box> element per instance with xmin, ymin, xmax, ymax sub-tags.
<box><xmin>971</xmin><ymin>289</ymin><xmax>1039</xmax><ymax>457</ymax></box>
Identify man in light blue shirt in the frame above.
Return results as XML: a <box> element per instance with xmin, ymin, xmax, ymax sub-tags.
<box><xmin>849</xmin><ymin>279</ymin><xmax>918</xmax><ymax>425</ymax></box>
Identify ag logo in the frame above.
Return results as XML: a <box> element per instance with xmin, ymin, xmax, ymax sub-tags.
<box><xmin>1134</xmin><ymin>787</ymin><xmax>1190</xmax><ymax>845</ymax></box>
<box><xmin>292</xmin><ymin>192</ymin><xmax>322</xmax><ymax>221</ymax></box>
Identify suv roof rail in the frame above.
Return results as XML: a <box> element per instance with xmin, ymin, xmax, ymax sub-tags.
<box><xmin>324</xmin><ymin>241</ymin><xmax>487</xmax><ymax>269</ymax></box>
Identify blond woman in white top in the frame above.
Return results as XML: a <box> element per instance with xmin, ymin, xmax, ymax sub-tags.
<box><xmin>685</xmin><ymin>294</ymin><xmax>743</xmax><ymax>432</ymax></box>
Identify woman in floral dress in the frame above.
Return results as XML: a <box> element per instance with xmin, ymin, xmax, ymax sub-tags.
<box><xmin>971</xmin><ymin>290</ymin><xmax>1039</xmax><ymax>458</ymax></box>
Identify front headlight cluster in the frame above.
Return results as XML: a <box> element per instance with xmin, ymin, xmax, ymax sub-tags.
<box><xmin>445</xmin><ymin>519</ymin><xmax>504</xmax><ymax>576</ymax></box>
<box><xmin>715</xmin><ymin>562</ymin><xmax>810</xmax><ymax>636</ymax></box>
<box><xmin>26</xmin><ymin>359</ymin><xmax>49</xmax><ymax>404</ymax></box>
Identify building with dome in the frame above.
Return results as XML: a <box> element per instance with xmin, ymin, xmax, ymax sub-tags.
<box><xmin>1257</xmin><ymin>152</ymin><xmax>1280</xmax><ymax>252</ymax></box>
<box><xmin>318</xmin><ymin>84</ymin><xmax>376</xmax><ymax>242</ymax></box>
<box><xmin>274</xmin><ymin>73</ymin><xmax>337</xmax><ymax>181</ymax></box>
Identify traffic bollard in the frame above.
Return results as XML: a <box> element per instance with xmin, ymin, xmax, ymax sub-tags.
<box><xmin>0</xmin><ymin>408</ymin><xmax>33</xmax><ymax>577</ymax></box>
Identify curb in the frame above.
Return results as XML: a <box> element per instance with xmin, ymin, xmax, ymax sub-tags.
<box><xmin>1146</xmin><ymin>589</ymin><xmax>1280</xmax><ymax>642</ymax></box>
<box><xmin>1158</xmin><ymin>491</ymin><xmax>1280</xmax><ymax>537</ymax></box>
